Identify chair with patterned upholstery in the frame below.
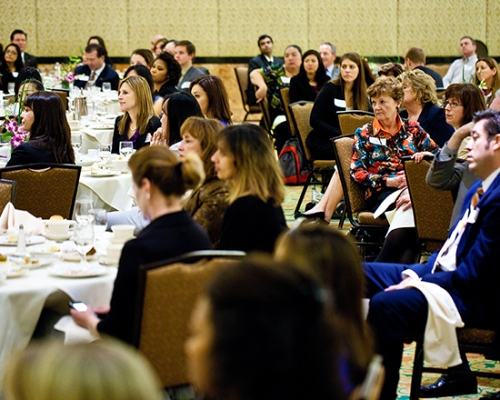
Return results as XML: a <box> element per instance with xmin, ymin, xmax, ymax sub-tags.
<box><xmin>133</xmin><ymin>250</ymin><xmax>245</xmax><ymax>389</ymax></box>
<box><xmin>279</xmin><ymin>86</ymin><xmax>296</xmax><ymax>137</ymax></box>
<box><xmin>50</xmin><ymin>89</ymin><xmax>69</xmax><ymax>111</ymax></box>
<box><xmin>289</xmin><ymin>101</ymin><xmax>335</xmax><ymax>217</ymax></box>
<box><xmin>0</xmin><ymin>179</ymin><xmax>17</xmax><ymax>213</ymax></box>
<box><xmin>337</xmin><ymin>110</ymin><xmax>375</xmax><ymax>136</ymax></box>
<box><xmin>0</xmin><ymin>164</ymin><xmax>81</xmax><ymax>219</ymax></box>
<box><xmin>403</xmin><ymin>157</ymin><xmax>455</xmax><ymax>256</ymax></box>
<box><xmin>234</xmin><ymin>67</ymin><xmax>261</xmax><ymax>122</ymax></box>
<box><xmin>332</xmin><ymin>136</ymin><xmax>388</xmax><ymax>260</ymax></box>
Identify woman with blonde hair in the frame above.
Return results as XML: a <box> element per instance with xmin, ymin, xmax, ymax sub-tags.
<box><xmin>3</xmin><ymin>339</ymin><xmax>162</xmax><ymax>400</ymax></box>
<box><xmin>72</xmin><ymin>146</ymin><xmax>211</xmax><ymax>343</ymax></box>
<box><xmin>399</xmin><ymin>69</ymin><xmax>454</xmax><ymax>146</ymax></box>
<box><xmin>212</xmin><ymin>124</ymin><xmax>287</xmax><ymax>253</ymax></box>
<box><xmin>111</xmin><ymin>76</ymin><xmax>161</xmax><ymax>154</ymax></box>
<box><xmin>275</xmin><ymin>225</ymin><xmax>373</xmax><ymax>393</ymax></box>
<box><xmin>474</xmin><ymin>57</ymin><xmax>500</xmax><ymax>107</ymax></box>
<box><xmin>189</xmin><ymin>75</ymin><xmax>232</xmax><ymax>125</ymax></box>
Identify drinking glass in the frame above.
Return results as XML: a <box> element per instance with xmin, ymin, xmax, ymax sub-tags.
<box><xmin>119</xmin><ymin>141</ymin><xmax>134</xmax><ymax>159</ymax></box>
<box><xmin>73</xmin><ymin>223</ymin><xmax>94</xmax><ymax>264</ymax></box>
<box><xmin>71</xmin><ymin>133</ymin><xmax>82</xmax><ymax>160</ymax></box>
<box><xmin>99</xmin><ymin>144</ymin><xmax>111</xmax><ymax>163</ymax></box>
<box><xmin>7</xmin><ymin>82</ymin><xmax>15</xmax><ymax>95</ymax></box>
<box><xmin>74</xmin><ymin>199</ymin><xmax>94</xmax><ymax>225</ymax></box>
<box><xmin>102</xmin><ymin>82</ymin><xmax>112</xmax><ymax>93</ymax></box>
<box><xmin>90</xmin><ymin>208</ymin><xmax>107</xmax><ymax>235</ymax></box>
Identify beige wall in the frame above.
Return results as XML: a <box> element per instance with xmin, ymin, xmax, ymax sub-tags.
<box><xmin>2</xmin><ymin>0</ymin><xmax>500</xmax><ymax>58</ymax></box>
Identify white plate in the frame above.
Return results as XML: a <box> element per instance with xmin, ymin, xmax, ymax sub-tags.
<box><xmin>6</xmin><ymin>268</ymin><xmax>28</xmax><ymax>278</ymax></box>
<box><xmin>7</xmin><ymin>257</ymin><xmax>52</xmax><ymax>270</ymax></box>
<box><xmin>85</xmin><ymin>171</ymin><xmax>121</xmax><ymax>178</ymax></box>
<box><xmin>48</xmin><ymin>266</ymin><xmax>108</xmax><ymax>278</ymax></box>
<box><xmin>60</xmin><ymin>252</ymin><xmax>97</xmax><ymax>262</ymax></box>
<box><xmin>43</xmin><ymin>232</ymin><xmax>73</xmax><ymax>241</ymax></box>
<box><xmin>76</xmin><ymin>160</ymin><xmax>96</xmax><ymax>167</ymax></box>
<box><xmin>0</xmin><ymin>235</ymin><xmax>45</xmax><ymax>246</ymax></box>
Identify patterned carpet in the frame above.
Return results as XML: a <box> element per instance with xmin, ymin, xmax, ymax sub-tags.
<box><xmin>283</xmin><ymin>184</ymin><xmax>500</xmax><ymax>399</ymax></box>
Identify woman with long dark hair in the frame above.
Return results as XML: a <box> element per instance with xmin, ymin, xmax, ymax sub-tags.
<box><xmin>189</xmin><ymin>75</ymin><xmax>232</xmax><ymax>125</ymax></box>
<box><xmin>0</xmin><ymin>43</ymin><xmax>23</xmax><ymax>92</ymax></box>
<box><xmin>289</xmin><ymin>49</ymin><xmax>329</xmax><ymax>103</ymax></box>
<box><xmin>7</xmin><ymin>92</ymin><xmax>75</xmax><ymax>166</ymax></box>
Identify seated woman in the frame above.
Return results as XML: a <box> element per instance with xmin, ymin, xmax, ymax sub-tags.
<box><xmin>275</xmin><ymin>225</ymin><xmax>373</xmax><ymax>395</ymax></box>
<box><xmin>0</xmin><ymin>43</ymin><xmax>23</xmax><ymax>92</ymax></box>
<box><xmin>123</xmin><ymin>64</ymin><xmax>154</xmax><ymax>97</ymax></box>
<box><xmin>108</xmin><ymin>117</ymin><xmax>229</xmax><ymax>248</ymax></box>
<box><xmin>7</xmin><ymin>92</ymin><xmax>75</xmax><ymax>167</ymax></box>
<box><xmin>151</xmin><ymin>51</ymin><xmax>181</xmax><ymax>115</ymax></box>
<box><xmin>3</xmin><ymin>339</ymin><xmax>163</xmax><ymax>400</ymax></box>
<box><xmin>14</xmin><ymin>67</ymin><xmax>42</xmax><ymax>99</ymax></box>
<box><xmin>185</xmin><ymin>257</ymin><xmax>348</xmax><ymax>400</ymax></box>
<box><xmin>152</xmin><ymin>38</ymin><xmax>168</xmax><ymax>57</ymax></box>
<box><xmin>289</xmin><ymin>49</ymin><xmax>329</xmax><ymax>103</ymax></box>
<box><xmin>307</xmin><ymin>52</ymin><xmax>371</xmax><ymax>160</ymax></box>
<box><xmin>212</xmin><ymin>124</ymin><xmax>287</xmax><ymax>253</ymax></box>
<box><xmin>111</xmin><ymin>76</ymin><xmax>161</xmax><ymax>154</ymax></box>
<box><xmin>130</xmin><ymin>48</ymin><xmax>154</xmax><ymax>68</ymax></box>
<box><xmin>71</xmin><ymin>146</ymin><xmax>211</xmax><ymax>344</ymax></box>
<box><xmin>189</xmin><ymin>75</ymin><xmax>232</xmax><ymax>125</ymax></box>
<box><xmin>473</xmin><ymin>57</ymin><xmax>500</xmax><ymax>107</ymax></box>
<box><xmin>399</xmin><ymin>69</ymin><xmax>454</xmax><ymax>147</ymax></box>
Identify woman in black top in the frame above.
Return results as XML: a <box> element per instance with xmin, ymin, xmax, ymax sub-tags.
<box><xmin>0</xmin><ymin>43</ymin><xmax>23</xmax><ymax>92</ymax></box>
<box><xmin>71</xmin><ymin>146</ymin><xmax>211</xmax><ymax>344</ymax></box>
<box><xmin>151</xmin><ymin>52</ymin><xmax>182</xmax><ymax>115</ymax></box>
<box><xmin>7</xmin><ymin>91</ymin><xmax>75</xmax><ymax>166</ymax></box>
<box><xmin>289</xmin><ymin>49</ymin><xmax>329</xmax><ymax>103</ymax></box>
<box><xmin>111</xmin><ymin>76</ymin><xmax>161</xmax><ymax>154</ymax></box>
<box><xmin>212</xmin><ymin>124</ymin><xmax>287</xmax><ymax>253</ymax></box>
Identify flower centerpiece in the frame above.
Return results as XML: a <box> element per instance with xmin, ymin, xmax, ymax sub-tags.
<box><xmin>0</xmin><ymin>83</ymin><xmax>32</xmax><ymax>151</ymax></box>
<box><xmin>58</xmin><ymin>55</ymin><xmax>82</xmax><ymax>89</ymax></box>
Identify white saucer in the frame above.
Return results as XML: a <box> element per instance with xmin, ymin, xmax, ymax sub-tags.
<box><xmin>44</xmin><ymin>232</ymin><xmax>73</xmax><ymax>241</ymax></box>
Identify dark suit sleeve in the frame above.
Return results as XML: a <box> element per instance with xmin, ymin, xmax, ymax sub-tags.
<box><xmin>289</xmin><ymin>77</ymin><xmax>302</xmax><ymax>104</ymax></box>
<box><xmin>310</xmin><ymin>83</ymin><xmax>342</xmax><ymax>139</ymax></box>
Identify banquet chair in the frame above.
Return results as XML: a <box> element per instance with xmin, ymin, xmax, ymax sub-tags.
<box><xmin>50</xmin><ymin>89</ymin><xmax>69</xmax><ymax>111</ymax></box>
<box><xmin>0</xmin><ymin>179</ymin><xmax>17</xmax><ymax>212</ymax></box>
<box><xmin>403</xmin><ymin>158</ymin><xmax>454</xmax><ymax>257</ymax></box>
<box><xmin>410</xmin><ymin>329</ymin><xmax>500</xmax><ymax>400</ymax></box>
<box><xmin>133</xmin><ymin>250</ymin><xmax>245</xmax><ymax>389</ymax></box>
<box><xmin>289</xmin><ymin>101</ymin><xmax>335</xmax><ymax>217</ymax></box>
<box><xmin>332</xmin><ymin>136</ymin><xmax>388</xmax><ymax>260</ymax></box>
<box><xmin>233</xmin><ymin>67</ymin><xmax>261</xmax><ymax>122</ymax></box>
<box><xmin>337</xmin><ymin>110</ymin><xmax>375</xmax><ymax>136</ymax></box>
<box><xmin>0</xmin><ymin>164</ymin><xmax>81</xmax><ymax>219</ymax></box>
<box><xmin>259</xmin><ymin>96</ymin><xmax>273</xmax><ymax>135</ymax></box>
<box><xmin>279</xmin><ymin>86</ymin><xmax>296</xmax><ymax>137</ymax></box>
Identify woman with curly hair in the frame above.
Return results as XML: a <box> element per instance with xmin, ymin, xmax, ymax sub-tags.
<box><xmin>151</xmin><ymin>52</ymin><xmax>182</xmax><ymax>115</ymax></box>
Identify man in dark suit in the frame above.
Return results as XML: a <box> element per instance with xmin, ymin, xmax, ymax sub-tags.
<box><xmin>174</xmin><ymin>40</ymin><xmax>206</xmax><ymax>91</ymax></box>
<box><xmin>405</xmin><ymin>47</ymin><xmax>444</xmax><ymax>88</ymax></box>
<box><xmin>365</xmin><ymin>109</ymin><xmax>500</xmax><ymax>400</ymax></box>
<box><xmin>73</xmin><ymin>44</ymin><xmax>119</xmax><ymax>91</ymax></box>
<box><xmin>246</xmin><ymin>34</ymin><xmax>283</xmax><ymax>106</ymax></box>
<box><xmin>10</xmin><ymin>29</ymin><xmax>37</xmax><ymax>69</ymax></box>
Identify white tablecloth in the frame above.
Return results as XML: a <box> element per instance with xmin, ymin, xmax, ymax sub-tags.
<box><xmin>77</xmin><ymin>170</ymin><xmax>134</xmax><ymax>212</ymax></box>
<box><xmin>0</xmin><ymin>256</ymin><xmax>117</xmax><ymax>375</ymax></box>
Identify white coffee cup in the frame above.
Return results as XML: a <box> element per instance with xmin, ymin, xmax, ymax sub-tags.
<box><xmin>45</xmin><ymin>220</ymin><xmax>76</xmax><ymax>236</ymax></box>
<box><xmin>111</xmin><ymin>225</ymin><xmax>135</xmax><ymax>242</ymax></box>
<box><xmin>107</xmin><ymin>243</ymin><xmax>123</xmax><ymax>264</ymax></box>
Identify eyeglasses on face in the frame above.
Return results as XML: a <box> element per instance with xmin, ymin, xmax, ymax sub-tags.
<box><xmin>443</xmin><ymin>101</ymin><xmax>463</xmax><ymax>109</ymax></box>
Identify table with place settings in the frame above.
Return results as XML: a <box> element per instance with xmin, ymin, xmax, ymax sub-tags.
<box><xmin>0</xmin><ymin>234</ymin><xmax>118</xmax><ymax>376</ymax></box>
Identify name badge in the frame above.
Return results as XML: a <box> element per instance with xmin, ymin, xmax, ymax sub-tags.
<box><xmin>369</xmin><ymin>137</ymin><xmax>387</xmax><ymax>146</ymax></box>
<box><xmin>281</xmin><ymin>76</ymin><xmax>291</xmax><ymax>85</ymax></box>
<box><xmin>181</xmin><ymin>81</ymin><xmax>191</xmax><ymax>89</ymax></box>
<box><xmin>334</xmin><ymin>98</ymin><xmax>346</xmax><ymax>108</ymax></box>
<box><xmin>78</xmin><ymin>75</ymin><xmax>89</xmax><ymax>82</ymax></box>
<box><xmin>145</xmin><ymin>133</ymin><xmax>152</xmax><ymax>143</ymax></box>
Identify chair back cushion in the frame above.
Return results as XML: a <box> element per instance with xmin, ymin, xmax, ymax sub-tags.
<box><xmin>138</xmin><ymin>258</ymin><xmax>234</xmax><ymax>388</ymax></box>
<box><xmin>279</xmin><ymin>87</ymin><xmax>296</xmax><ymax>137</ymax></box>
<box><xmin>338</xmin><ymin>113</ymin><xmax>375</xmax><ymax>136</ymax></box>
<box><xmin>289</xmin><ymin>101</ymin><xmax>314</xmax><ymax>161</ymax></box>
<box><xmin>0</xmin><ymin>164</ymin><xmax>81</xmax><ymax>219</ymax></box>
<box><xmin>0</xmin><ymin>179</ymin><xmax>16</xmax><ymax>213</ymax></box>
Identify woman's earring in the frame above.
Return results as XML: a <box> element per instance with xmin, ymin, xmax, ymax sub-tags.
<box><xmin>146</xmin><ymin>193</ymin><xmax>151</xmax><ymax>200</ymax></box>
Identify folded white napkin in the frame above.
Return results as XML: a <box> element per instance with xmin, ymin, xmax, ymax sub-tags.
<box><xmin>0</xmin><ymin>202</ymin><xmax>45</xmax><ymax>236</ymax></box>
<box><xmin>54</xmin><ymin>315</ymin><xmax>99</xmax><ymax>345</ymax></box>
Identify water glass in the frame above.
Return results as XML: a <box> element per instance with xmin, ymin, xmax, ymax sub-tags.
<box><xmin>74</xmin><ymin>199</ymin><xmax>94</xmax><ymax>225</ymax></box>
<box><xmin>99</xmin><ymin>145</ymin><xmax>111</xmax><ymax>163</ymax></box>
<box><xmin>102</xmin><ymin>82</ymin><xmax>112</xmax><ymax>93</ymax></box>
<box><xmin>119</xmin><ymin>141</ymin><xmax>134</xmax><ymax>159</ymax></box>
<box><xmin>71</xmin><ymin>133</ymin><xmax>82</xmax><ymax>160</ymax></box>
<box><xmin>73</xmin><ymin>223</ymin><xmax>94</xmax><ymax>264</ymax></box>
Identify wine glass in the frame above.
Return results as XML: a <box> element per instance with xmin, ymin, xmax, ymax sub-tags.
<box><xmin>119</xmin><ymin>141</ymin><xmax>134</xmax><ymax>159</ymax></box>
<box><xmin>71</xmin><ymin>133</ymin><xmax>82</xmax><ymax>161</ymax></box>
<box><xmin>73</xmin><ymin>223</ymin><xmax>94</xmax><ymax>265</ymax></box>
<box><xmin>99</xmin><ymin>144</ymin><xmax>111</xmax><ymax>164</ymax></box>
<box><xmin>102</xmin><ymin>82</ymin><xmax>112</xmax><ymax>94</ymax></box>
<box><xmin>74</xmin><ymin>199</ymin><xmax>94</xmax><ymax>225</ymax></box>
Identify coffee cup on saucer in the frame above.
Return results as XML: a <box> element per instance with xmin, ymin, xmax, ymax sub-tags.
<box><xmin>45</xmin><ymin>220</ymin><xmax>76</xmax><ymax>239</ymax></box>
<box><xmin>111</xmin><ymin>225</ymin><xmax>135</xmax><ymax>242</ymax></box>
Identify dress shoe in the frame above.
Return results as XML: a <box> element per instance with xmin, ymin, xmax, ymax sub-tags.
<box><xmin>480</xmin><ymin>390</ymin><xmax>500</xmax><ymax>400</ymax></box>
<box><xmin>296</xmin><ymin>211</ymin><xmax>325</xmax><ymax>220</ymax></box>
<box><xmin>420</xmin><ymin>374</ymin><xmax>477</xmax><ymax>398</ymax></box>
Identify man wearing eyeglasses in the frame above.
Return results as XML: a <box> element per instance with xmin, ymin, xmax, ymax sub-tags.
<box><xmin>443</xmin><ymin>36</ymin><xmax>478</xmax><ymax>88</ymax></box>
<box><xmin>10</xmin><ymin>29</ymin><xmax>37</xmax><ymax>69</ymax></box>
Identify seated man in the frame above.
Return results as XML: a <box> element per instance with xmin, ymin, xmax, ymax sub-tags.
<box><xmin>174</xmin><ymin>40</ymin><xmax>206</xmax><ymax>91</ymax></box>
<box><xmin>74</xmin><ymin>44</ymin><xmax>119</xmax><ymax>90</ymax></box>
<box><xmin>365</xmin><ymin>109</ymin><xmax>500</xmax><ymax>400</ymax></box>
<box><xmin>405</xmin><ymin>46</ymin><xmax>444</xmax><ymax>88</ymax></box>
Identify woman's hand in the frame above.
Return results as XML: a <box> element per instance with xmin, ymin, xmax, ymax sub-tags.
<box><xmin>254</xmin><ymin>86</ymin><xmax>267</xmax><ymax>103</ymax></box>
<box><xmin>70</xmin><ymin>306</ymin><xmax>101</xmax><ymax>334</ymax></box>
<box><xmin>395</xmin><ymin>188</ymin><xmax>412</xmax><ymax>211</ymax></box>
<box><xmin>385</xmin><ymin>276</ymin><xmax>413</xmax><ymax>292</ymax></box>
<box><xmin>387</xmin><ymin>171</ymin><xmax>407</xmax><ymax>189</ymax></box>
<box><xmin>411</xmin><ymin>151</ymin><xmax>434</xmax><ymax>163</ymax></box>
<box><xmin>150</xmin><ymin>127</ymin><xmax>166</xmax><ymax>146</ymax></box>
